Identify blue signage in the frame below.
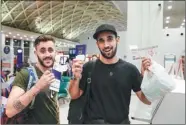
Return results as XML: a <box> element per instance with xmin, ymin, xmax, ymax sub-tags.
<box><xmin>69</xmin><ymin>48</ymin><xmax>76</xmax><ymax>59</ymax></box>
<box><xmin>17</xmin><ymin>48</ymin><xmax>23</xmax><ymax>68</ymax></box>
<box><xmin>69</xmin><ymin>48</ymin><xmax>76</xmax><ymax>55</ymax></box>
<box><xmin>75</xmin><ymin>44</ymin><xmax>86</xmax><ymax>55</ymax></box>
<box><xmin>4</xmin><ymin>46</ymin><xmax>10</xmax><ymax>54</ymax></box>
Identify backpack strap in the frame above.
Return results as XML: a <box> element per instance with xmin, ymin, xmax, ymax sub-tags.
<box><xmin>27</xmin><ymin>66</ymin><xmax>38</xmax><ymax>90</ymax></box>
<box><xmin>85</xmin><ymin>59</ymin><xmax>97</xmax><ymax>98</ymax></box>
<box><xmin>26</xmin><ymin>66</ymin><xmax>38</xmax><ymax>109</ymax></box>
<box><xmin>84</xmin><ymin>60</ymin><xmax>97</xmax><ymax>119</ymax></box>
<box><xmin>86</xmin><ymin>60</ymin><xmax>97</xmax><ymax>85</ymax></box>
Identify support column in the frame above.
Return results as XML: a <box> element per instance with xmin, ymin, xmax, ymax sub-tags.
<box><xmin>126</xmin><ymin>1</ymin><xmax>163</xmax><ymax>69</ymax></box>
<box><xmin>1</xmin><ymin>33</ymin><xmax>5</xmax><ymax>72</ymax></box>
<box><xmin>1</xmin><ymin>35</ymin><xmax>14</xmax><ymax>75</ymax></box>
<box><xmin>21</xmin><ymin>39</ymin><xmax>24</xmax><ymax>62</ymax></box>
<box><xmin>29</xmin><ymin>41</ymin><xmax>37</xmax><ymax>63</ymax></box>
<box><xmin>10</xmin><ymin>38</ymin><xmax>14</xmax><ymax>74</ymax></box>
<box><xmin>1</xmin><ymin>33</ymin><xmax>5</xmax><ymax>58</ymax></box>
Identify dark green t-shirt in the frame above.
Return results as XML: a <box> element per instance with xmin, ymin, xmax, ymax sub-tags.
<box><xmin>13</xmin><ymin>66</ymin><xmax>59</xmax><ymax>124</ymax></box>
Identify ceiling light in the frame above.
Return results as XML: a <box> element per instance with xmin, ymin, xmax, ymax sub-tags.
<box><xmin>24</xmin><ymin>35</ymin><xmax>27</xmax><ymax>37</ymax></box>
<box><xmin>168</xmin><ymin>6</ymin><xmax>172</xmax><ymax>9</ymax></box>
<box><xmin>180</xmin><ymin>26</ymin><xmax>183</xmax><ymax>28</ymax></box>
<box><xmin>166</xmin><ymin>20</ymin><xmax>170</xmax><ymax>23</ymax></box>
<box><xmin>20</xmin><ymin>37</ymin><xmax>23</xmax><ymax>39</ymax></box>
<box><xmin>165</xmin><ymin>27</ymin><xmax>168</xmax><ymax>29</ymax></box>
<box><xmin>13</xmin><ymin>36</ymin><xmax>16</xmax><ymax>38</ymax></box>
<box><xmin>30</xmin><ymin>36</ymin><xmax>33</xmax><ymax>38</ymax></box>
<box><xmin>181</xmin><ymin>23</ymin><xmax>185</xmax><ymax>26</ymax></box>
<box><xmin>166</xmin><ymin>16</ymin><xmax>170</xmax><ymax>20</ymax></box>
<box><xmin>26</xmin><ymin>38</ymin><xmax>29</xmax><ymax>40</ymax></box>
<box><xmin>6</xmin><ymin>41</ymin><xmax>8</xmax><ymax>42</ymax></box>
<box><xmin>6</xmin><ymin>35</ymin><xmax>8</xmax><ymax>37</ymax></box>
<box><xmin>184</xmin><ymin>19</ymin><xmax>185</xmax><ymax>22</ymax></box>
<box><xmin>9</xmin><ymin>32</ymin><xmax>11</xmax><ymax>34</ymax></box>
<box><xmin>17</xmin><ymin>34</ymin><xmax>20</xmax><ymax>36</ymax></box>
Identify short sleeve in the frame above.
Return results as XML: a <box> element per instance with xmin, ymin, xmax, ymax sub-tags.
<box><xmin>131</xmin><ymin>65</ymin><xmax>143</xmax><ymax>92</ymax></box>
<box><xmin>79</xmin><ymin>63</ymin><xmax>89</xmax><ymax>91</ymax></box>
<box><xmin>12</xmin><ymin>68</ymin><xmax>29</xmax><ymax>91</ymax></box>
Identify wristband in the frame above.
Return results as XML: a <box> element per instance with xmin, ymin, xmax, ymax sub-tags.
<box><xmin>31</xmin><ymin>85</ymin><xmax>40</xmax><ymax>96</ymax></box>
<box><xmin>71</xmin><ymin>75</ymin><xmax>81</xmax><ymax>81</ymax></box>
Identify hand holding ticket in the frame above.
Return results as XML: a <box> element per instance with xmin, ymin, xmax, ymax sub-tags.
<box><xmin>49</xmin><ymin>69</ymin><xmax>61</xmax><ymax>92</ymax></box>
<box><xmin>49</xmin><ymin>59</ymin><xmax>61</xmax><ymax>92</ymax></box>
<box><xmin>71</xmin><ymin>55</ymin><xmax>85</xmax><ymax>80</ymax></box>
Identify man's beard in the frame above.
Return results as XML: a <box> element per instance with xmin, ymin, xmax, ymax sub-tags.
<box><xmin>37</xmin><ymin>55</ymin><xmax>54</xmax><ymax>68</ymax></box>
<box><xmin>99</xmin><ymin>45</ymin><xmax>117</xmax><ymax>59</ymax></box>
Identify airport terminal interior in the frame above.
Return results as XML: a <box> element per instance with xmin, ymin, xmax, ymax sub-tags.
<box><xmin>1</xmin><ymin>1</ymin><xmax>185</xmax><ymax>124</ymax></box>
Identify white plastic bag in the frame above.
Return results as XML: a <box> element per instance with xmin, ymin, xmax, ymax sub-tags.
<box><xmin>141</xmin><ymin>60</ymin><xmax>176</xmax><ymax>102</ymax></box>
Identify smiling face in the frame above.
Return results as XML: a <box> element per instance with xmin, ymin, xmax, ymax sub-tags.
<box><xmin>96</xmin><ymin>31</ymin><xmax>119</xmax><ymax>59</ymax></box>
<box><xmin>35</xmin><ymin>40</ymin><xmax>56</xmax><ymax>68</ymax></box>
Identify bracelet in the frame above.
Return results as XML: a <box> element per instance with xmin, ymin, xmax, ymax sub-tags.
<box><xmin>31</xmin><ymin>85</ymin><xmax>40</xmax><ymax>96</ymax></box>
<box><xmin>71</xmin><ymin>75</ymin><xmax>81</xmax><ymax>81</ymax></box>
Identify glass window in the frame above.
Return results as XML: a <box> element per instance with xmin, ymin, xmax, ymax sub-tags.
<box><xmin>24</xmin><ymin>40</ymin><xmax>30</xmax><ymax>47</ymax></box>
<box><xmin>13</xmin><ymin>39</ymin><xmax>21</xmax><ymax>47</ymax></box>
<box><xmin>24</xmin><ymin>48</ymin><xmax>30</xmax><ymax>57</ymax></box>
<box><xmin>14</xmin><ymin>47</ymin><xmax>22</xmax><ymax>56</ymax></box>
<box><xmin>5</xmin><ymin>37</ymin><xmax>10</xmax><ymax>45</ymax></box>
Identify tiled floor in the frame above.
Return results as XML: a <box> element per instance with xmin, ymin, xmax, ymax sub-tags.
<box><xmin>59</xmin><ymin>94</ymin><xmax>150</xmax><ymax>124</ymax></box>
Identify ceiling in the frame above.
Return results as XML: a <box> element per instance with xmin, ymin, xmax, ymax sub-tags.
<box><xmin>163</xmin><ymin>1</ymin><xmax>185</xmax><ymax>29</ymax></box>
<box><xmin>1</xmin><ymin>0</ymin><xmax>126</xmax><ymax>42</ymax></box>
<box><xmin>1</xmin><ymin>1</ymin><xmax>185</xmax><ymax>43</ymax></box>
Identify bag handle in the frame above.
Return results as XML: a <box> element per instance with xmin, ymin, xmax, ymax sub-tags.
<box><xmin>84</xmin><ymin>60</ymin><xmax>97</xmax><ymax>118</ymax></box>
<box><xmin>176</xmin><ymin>58</ymin><xmax>184</xmax><ymax>79</ymax></box>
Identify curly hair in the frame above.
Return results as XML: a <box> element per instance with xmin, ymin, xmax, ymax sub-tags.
<box><xmin>34</xmin><ymin>35</ymin><xmax>55</xmax><ymax>48</ymax></box>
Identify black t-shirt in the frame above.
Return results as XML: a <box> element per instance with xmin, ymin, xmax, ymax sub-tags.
<box><xmin>79</xmin><ymin>59</ymin><xmax>142</xmax><ymax>123</ymax></box>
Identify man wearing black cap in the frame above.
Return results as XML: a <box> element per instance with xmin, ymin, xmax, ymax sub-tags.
<box><xmin>69</xmin><ymin>24</ymin><xmax>152</xmax><ymax>124</ymax></box>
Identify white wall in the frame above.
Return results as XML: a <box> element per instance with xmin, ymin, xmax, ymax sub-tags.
<box><xmin>116</xmin><ymin>31</ymin><xmax>127</xmax><ymax>59</ymax></box>
<box><xmin>78</xmin><ymin>33</ymin><xmax>99</xmax><ymax>55</ymax></box>
<box><xmin>157</xmin><ymin>28</ymin><xmax>185</xmax><ymax>66</ymax></box>
<box><xmin>78</xmin><ymin>28</ymin><xmax>185</xmax><ymax>67</ymax></box>
<box><xmin>126</xmin><ymin>1</ymin><xmax>164</xmax><ymax>70</ymax></box>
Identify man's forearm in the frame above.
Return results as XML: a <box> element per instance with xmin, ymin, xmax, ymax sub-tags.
<box><xmin>141</xmin><ymin>92</ymin><xmax>151</xmax><ymax>105</ymax></box>
<box><xmin>136</xmin><ymin>91</ymin><xmax>151</xmax><ymax>105</ymax></box>
<box><xmin>69</xmin><ymin>79</ymin><xmax>81</xmax><ymax>99</ymax></box>
<box><xmin>6</xmin><ymin>86</ymin><xmax>40</xmax><ymax>118</ymax></box>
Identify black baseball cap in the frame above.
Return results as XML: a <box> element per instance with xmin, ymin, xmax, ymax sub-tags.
<box><xmin>93</xmin><ymin>24</ymin><xmax>117</xmax><ymax>39</ymax></box>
